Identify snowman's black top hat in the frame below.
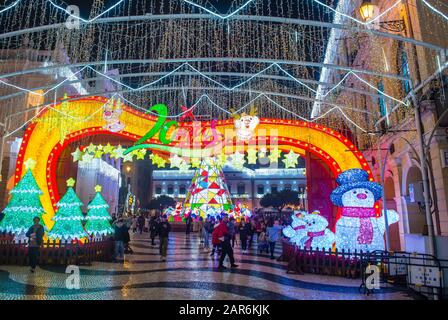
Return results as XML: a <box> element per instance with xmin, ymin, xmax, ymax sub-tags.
<box><xmin>330</xmin><ymin>169</ymin><xmax>383</xmax><ymax>207</ymax></box>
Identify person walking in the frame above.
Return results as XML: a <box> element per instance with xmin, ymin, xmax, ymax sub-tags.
<box><xmin>197</xmin><ymin>216</ymin><xmax>205</xmax><ymax>248</ymax></box>
<box><xmin>137</xmin><ymin>214</ymin><xmax>145</xmax><ymax>234</ymax></box>
<box><xmin>113</xmin><ymin>218</ymin><xmax>128</xmax><ymax>262</ymax></box>
<box><xmin>149</xmin><ymin>216</ymin><xmax>159</xmax><ymax>246</ymax></box>
<box><xmin>202</xmin><ymin>216</ymin><xmax>212</xmax><ymax>252</ymax></box>
<box><xmin>248</xmin><ymin>219</ymin><xmax>256</xmax><ymax>249</ymax></box>
<box><xmin>144</xmin><ymin>215</ymin><xmax>150</xmax><ymax>233</ymax></box>
<box><xmin>158</xmin><ymin>215</ymin><xmax>171</xmax><ymax>261</ymax></box>
<box><xmin>210</xmin><ymin>217</ymin><xmax>222</xmax><ymax>257</ymax></box>
<box><xmin>227</xmin><ymin>217</ymin><xmax>236</xmax><ymax>248</ymax></box>
<box><xmin>25</xmin><ymin>217</ymin><xmax>45</xmax><ymax>273</ymax></box>
<box><xmin>131</xmin><ymin>216</ymin><xmax>137</xmax><ymax>233</ymax></box>
<box><xmin>185</xmin><ymin>214</ymin><xmax>192</xmax><ymax>235</ymax></box>
<box><xmin>217</xmin><ymin>215</ymin><xmax>238</xmax><ymax>270</ymax></box>
<box><xmin>239</xmin><ymin>219</ymin><xmax>250</xmax><ymax>253</ymax></box>
<box><xmin>266</xmin><ymin>219</ymin><xmax>283</xmax><ymax>260</ymax></box>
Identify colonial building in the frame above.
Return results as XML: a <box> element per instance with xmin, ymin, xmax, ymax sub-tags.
<box><xmin>151</xmin><ymin>165</ymin><xmax>307</xmax><ymax>210</ymax></box>
<box><xmin>316</xmin><ymin>0</ymin><xmax>448</xmax><ymax>255</ymax></box>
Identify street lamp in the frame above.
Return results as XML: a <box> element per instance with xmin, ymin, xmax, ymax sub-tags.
<box><xmin>359</xmin><ymin>0</ymin><xmax>377</xmax><ymax>22</ymax></box>
<box><xmin>359</xmin><ymin>0</ymin><xmax>406</xmax><ymax>33</ymax></box>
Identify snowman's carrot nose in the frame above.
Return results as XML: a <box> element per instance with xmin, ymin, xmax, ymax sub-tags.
<box><xmin>357</xmin><ymin>193</ymin><xmax>367</xmax><ymax>200</ymax></box>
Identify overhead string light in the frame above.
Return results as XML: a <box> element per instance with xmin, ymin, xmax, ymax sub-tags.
<box><xmin>0</xmin><ymin>0</ymin><xmax>445</xmax><ymax>138</ymax></box>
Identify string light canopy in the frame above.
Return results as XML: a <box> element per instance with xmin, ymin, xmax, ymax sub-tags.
<box><xmin>0</xmin><ymin>0</ymin><xmax>446</xmax><ymax>150</ymax></box>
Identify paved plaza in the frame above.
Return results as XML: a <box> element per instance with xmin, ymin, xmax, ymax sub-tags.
<box><xmin>0</xmin><ymin>233</ymin><xmax>419</xmax><ymax>300</ymax></box>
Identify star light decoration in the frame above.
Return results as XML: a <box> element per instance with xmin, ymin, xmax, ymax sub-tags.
<box><xmin>122</xmin><ymin>153</ymin><xmax>133</xmax><ymax>163</ymax></box>
<box><xmin>230</xmin><ymin>152</ymin><xmax>246</xmax><ymax>170</ymax></box>
<box><xmin>217</xmin><ymin>153</ymin><xmax>228</xmax><ymax>166</ymax></box>
<box><xmin>169</xmin><ymin>154</ymin><xmax>184</xmax><ymax>169</ymax></box>
<box><xmin>133</xmin><ymin>149</ymin><xmax>146</xmax><ymax>160</ymax></box>
<box><xmin>190</xmin><ymin>157</ymin><xmax>201</xmax><ymax>168</ymax></box>
<box><xmin>94</xmin><ymin>185</ymin><xmax>102</xmax><ymax>193</ymax></box>
<box><xmin>268</xmin><ymin>148</ymin><xmax>282</xmax><ymax>164</ymax></box>
<box><xmin>112</xmin><ymin>145</ymin><xmax>125</xmax><ymax>159</ymax></box>
<box><xmin>82</xmin><ymin>152</ymin><xmax>94</xmax><ymax>163</ymax></box>
<box><xmin>71</xmin><ymin>147</ymin><xmax>84</xmax><ymax>162</ymax></box>
<box><xmin>66</xmin><ymin>177</ymin><xmax>76</xmax><ymax>187</ymax></box>
<box><xmin>149</xmin><ymin>154</ymin><xmax>167</xmax><ymax>168</ymax></box>
<box><xmin>24</xmin><ymin>158</ymin><xmax>37</xmax><ymax>170</ymax></box>
<box><xmin>103</xmin><ymin>143</ymin><xmax>114</xmax><ymax>154</ymax></box>
<box><xmin>94</xmin><ymin>149</ymin><xmax>104</xmax><ymax>159</ymax></box>
<box><xmin>247</xmin><ymin>148</ymin><xmax>258</xmax><ymax>164</ymax></box>
<box><xmin>178</xmin><ymin>161</ymin><xmax>191</xmax><ymax>173</ymax></box>
<box><xmin>282</xmin><ymin>150</ymin><xmax>300</xmax><ymax>168</ymax></box>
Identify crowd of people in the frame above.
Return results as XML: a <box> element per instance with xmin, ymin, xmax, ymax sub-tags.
<box><xmin>112</xmin><ymin>211</ymin><xmax>171</xmax><ymax>262</ymax></box>
<box><xmin>188</xmin><ymin>213</ymin><xmax>287</xmax><ymax>268</ymax></box>
<box><xmin>23</xmin><ymin>210</ymin><xmax>289</xmax><ymax>272</ymax></box>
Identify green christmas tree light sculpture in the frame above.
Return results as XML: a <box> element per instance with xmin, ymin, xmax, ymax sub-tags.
<box><xmin>47</xmin><ymin>178</ymin><xmax>86</xmax><ymax>241</ymax></box>
<box><xmin>84</xmin><ymin>185</ymin><xmax>113</xmax><ymax>238</ymax></box>
<box><xmin>0</xmin><ymin>158</ymin><xmax>45</xmax><ymax>238</ymax></box>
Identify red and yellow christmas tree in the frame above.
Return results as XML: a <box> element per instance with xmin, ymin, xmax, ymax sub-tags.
<box><xmin>183</xmin><ymin>157</ymin><xmax>233</xmax><ymax>218</ymax></box>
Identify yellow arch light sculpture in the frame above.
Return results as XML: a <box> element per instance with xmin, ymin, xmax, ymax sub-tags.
<box><xmin>14</xmin><ymin>97</ymin><xmax>369</xmax><ymax>229</ymax></box>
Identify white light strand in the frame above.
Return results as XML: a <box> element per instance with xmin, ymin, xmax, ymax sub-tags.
<box><xmin>0</xmin><ymin>62</ymin><xmax>408</xmax><ymax>108</ymax></box>
<box><xmin>0</xmin><ymin>0</ymin><xmax>445</xmax><ymax>25</ymax></box>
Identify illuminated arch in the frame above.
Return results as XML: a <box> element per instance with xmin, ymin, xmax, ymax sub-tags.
<box><xmin>14</xmin><ymin>96</ymin><xmax>372</xmax><ymax>229</ymax></box>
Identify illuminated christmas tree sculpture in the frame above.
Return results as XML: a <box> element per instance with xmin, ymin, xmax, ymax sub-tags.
<box><xmin>47</xmin><ymin>178</ymin><xmax>87</xmax><ymax>241</ymax></box>
<box><xmin>183</xmin><ymin>157</ymin><xmax>233</xmax><ymax>218</ymax></box>
<box><xmin>0</xmin><ymin>158</ymin><xmax>45</xmax><ymax>238</ymax></box>
<box><xmin>84</xmin><ymin>185</ymin><xmax>113</xmax><ymax>238</ymax></box>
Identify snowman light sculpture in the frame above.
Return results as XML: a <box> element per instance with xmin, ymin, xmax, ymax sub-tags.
<box><xmin>283</xmin><ymin>211</ymin><xmax>335</xmax><ymax>250</ymax></box>
<box><xmin>330</xmin><ymin>169</ymin><xmax>399</xmax><ymax>252</ymax></box>
<box><xmin>283</xmin><ymin>211</ymin><xmax>307</xmax><ymax>245</ymax></box>
<box><xmin>301</xmin><ymin>211</ymin><xmax>335</xmax><ymax>250</ymax></box>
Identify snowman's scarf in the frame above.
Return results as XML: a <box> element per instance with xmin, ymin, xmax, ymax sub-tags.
<box><xmin>341</xmin><ymin>207</ymin><xmax>376</xmax><ymax>244</ymax></box>
<box><xmin>304</xmin><ymin>230</ymin><xmax>325</xmax><ymax>249</ymax></box>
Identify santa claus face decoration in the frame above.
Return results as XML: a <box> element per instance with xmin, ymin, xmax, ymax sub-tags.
<box><xmin>235</xmin><ymin>114</ymin><xmax>259</xmax><ymax>141</ymax></box>
<box><xmin>232</xmin><ymin>106</ymin><xmax>259</xmax><ymax>142</ymax></box>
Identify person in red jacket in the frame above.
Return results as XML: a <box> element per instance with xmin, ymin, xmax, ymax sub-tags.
<box><xmin>217</xmin><ymin>215</ymin><xmax>238</xmax><ymax>270</ymax></box>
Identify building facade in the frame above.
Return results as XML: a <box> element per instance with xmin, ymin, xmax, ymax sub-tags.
<box><xmin>151</xmin><ymin>165</ymin><xmax>307</xmax><ymax>210</ymax></box>
<box><xmin>318</xmin><ymin>0</ymin><xmax>448</xmax><ymax>253</ymax></box>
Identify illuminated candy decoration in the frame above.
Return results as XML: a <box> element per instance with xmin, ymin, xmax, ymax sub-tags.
<box><xmin>283</xmin><ymin>210</ymin><xmax>335</xmax><ymax>250</ymax></box>
<box><xmin>330</xmin><ymin>169</ymin><xmax>399</xmax><ymax>252</ymax></box>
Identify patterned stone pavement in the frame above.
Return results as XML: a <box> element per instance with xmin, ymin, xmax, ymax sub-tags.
<box><xmin>0</xmin><ymin>232</ymin><xmax>419</xmax><ymax>300</ymax></box>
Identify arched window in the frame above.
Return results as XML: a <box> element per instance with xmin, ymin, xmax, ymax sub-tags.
<box><xmin>167</xmin><ymin>185</ymin><xmax>174</xmax><ymax>195</ymax></box>
<box><xmin>271</xmin><ymin>185</ymin><xmax>278</xmax><ymax>193</ymax></box>
<box><xmin>257</xmin><ymin>185</ymin><xmax>264</xmax><ymax>194</ymax></box>
<box><xmin>155</xmin><ymin>185</ymin><xmax>162</xmax><ymax>194</ymax></box>
<box><xmin>285</xmin><ymin>184</ymin><xmax>292</xmax><ymax>191</ymax></box>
